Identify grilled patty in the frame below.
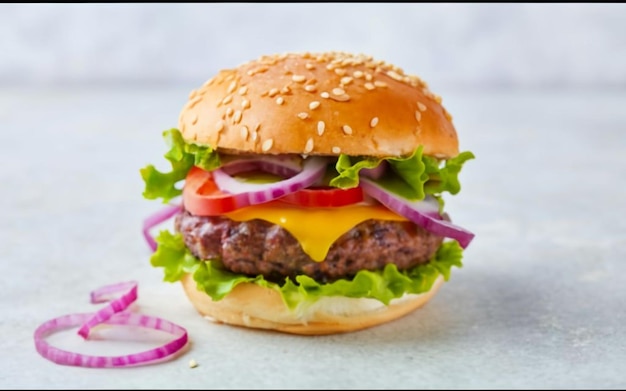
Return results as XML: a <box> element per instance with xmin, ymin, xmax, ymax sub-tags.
<box><xmin>175</xmin><ymin>210</ymin><xmax>443</xmax><ymax>283</ymax></box>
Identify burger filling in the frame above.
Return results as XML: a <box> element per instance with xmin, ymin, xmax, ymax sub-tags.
<box><xmin>141</xmin><ymin>128</ymin><xmax>474</xmax><ymax>308</ymax></box>
<box><xmin>176</xmin><ymin>211</ymin><xmax>443</xmax><ymax>284</ymax></box>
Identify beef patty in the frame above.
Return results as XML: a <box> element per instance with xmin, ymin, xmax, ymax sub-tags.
<box><xmin>175</xmin><ymin>210</ymin><xmax>443</xmax><ymax>283</ymax></box>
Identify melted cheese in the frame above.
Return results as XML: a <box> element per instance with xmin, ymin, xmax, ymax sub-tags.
<box><xmin>225</xmin><ymin>202</ymin><xmax>407</xmax><ymax>262</ymax></box>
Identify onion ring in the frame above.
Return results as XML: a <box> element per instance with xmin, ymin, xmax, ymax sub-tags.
<box><xmin>360</xmin><ymin>177</ymin><xmax>475</xmax><ymax>248</ymax></box>
<box><xmin>33</xmin><ymin>282</ymin><xmax>189</xmax><ymax>368</ymax></box>
<box><xmin>143</xmin><ymin>204</ymin><xmax>182</xmax><ymax>252</ymax></box>
<box><xmin>213</xmin><ymin>156</ymin><xmax>329</xmax><ymax>204</ymax></box>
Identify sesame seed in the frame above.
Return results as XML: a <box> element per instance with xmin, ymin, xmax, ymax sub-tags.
<box><xmin>222</xmin><ymin>95</ymin><xmax>233</xmax><ymax>104</ymax></box>
<box><xmin>364</xmin><ymin>82</ymin><xmax>375</xmax><ymax>91</ymax></box>
<box><xmin>276</xmin><ymin>97</ymin><xmax>284</xmax><ymax>105</ymax></box>
<box><xmin>226</xmin><ymin>107</ymin><xmax>234</xmax><ymax>116</ymax></box>
<box><xmin>374</xmin><ymin>81</ymin><xmax>388</xmax><ymax>88</ymax></box>
<box><xmin>309</xmin><ymin>101</ymin><xmax>320</xmax><ymax>110</ymax></box>
<box><xmin>292</xmin><ymin>74</ymin><xmax>306</xmax><ymax>83</ymax></box>
<box><xmin>241</xmin><ymin>99</ymin><xmax>251</xmax><ymax>109</ymax></box>
<box><xmin>304</xmin><ymin>138</ymin><xmax>314</xmax><ymax>154</ymax></box>
<box><xmin>189</xmin><ymin>359</ymin><xmax>198</xmax><ymax>369</ymax></box>
<box><xmin>386</xmin><ymin>70</ymin><xmax>403</xmax><ymax>81</ymax></box>
<box><xmin>262</xmin><ymin>138</ymin><xmax>274</xmax><ymax>152</ymax></box>
<box><xmin>233</xmin><ymin>110</ymin><xmax>242</xmax><ymax>124</ymax></box>
<box><xmin>188</xmin><ymin>96</ymin><xmax>203</xmax><ymax>109</ymax></box>
<box><xmin>334</xmin><ymin>68</ymin><xmax>347</xmax><ymax>76</ymax></box>
<box><xmin>241</xmin><ymin>126</ymin><xmax>249</xmax><ymax>140</ymax></box>
<box><xmin>215</xmin><ymin>120</ymin><xmax>225</xmax><ymax>133</ymax></box>
<box><xmin>330</xmin><ymin>93</ymin><xmax>350</xmax><ymax>102</ymax></box>
<box><xmin>340</xmin><ymin>76</ymin><xmax>353</xmax><ymax>85</ymax></box>
<box><xmin>227</xmin><ymin>81</ymin><xmax>237</xmax><ymax>94</ymax></box>
<box><xmin>191</xmin><ymin>113</ymin><xmax>198</xmax><ymax>125</ymax></box>
<box><xmin>415</xmin><ymin>111</ymin><xmax>421</xmax><ymax>122</ymax></box>
<box><xmin>304</xmin><ymin>85</ymin><xmax>317</xmax><ymax>92</ymax></box>
<box><xmin>297</xmin><ymin>112</ymin><xmax>309</xmax><ymax>120</ymax></box>
<box><xmin>189</xmin><ymin>89</ymin><xmax>198</xmax><ymax>100</ymax></box>
<box><xmin>203</xmin><ymin>78</ymin><xmax>215</xmax><ymax>88</ymax></box>
<box><xmin>342</xmin><ymin>125</ymin><xmax>353</xmax><ymax>135</ymax></box>
<box><xmin>281</xmin><ymin>85</ymin><xmax>291</xmax><ymax>94</ymax></box>
<box><xmin>332</xmin><ymin>146</ymin><xmax>341</xmax><ymax>154</ymax></box>
<box><xmin>317</xmin><ymin>121</ymin><xmax>325</xmax><ymax>135</ymax></box>
<box><xmin>353</xmin><ymin>70</ymin><xmax>364</xmax><ymax>78</ymax></box>
<box><xmin>268</xmin><ymin>88</ymin><xmax>279</xmax><ymax>97</ymax></box>
<box><xmin>417</xmin><ymin>102</ymin><xmax>427</xmax><ymax>112</ymax></box>
<box><xmin>365</xmin><ymin>73</ymin><xmax>373</xmax><ymax>81</ymax></box>
<box><xmin>305</xmin><ymin>63</ymin><xmax>315</xmax><ymax>70</ymax></box>
<box><xmin>320</xmin><ymin>92</ymin><xmax>330</xmax><ymax>99</ymax></box>
<box><xmin>370</xmin><ymin>117</ymin><xmax>379</xmax><ymax>128</ymax></box>
<box><xmin>251</xmin><ymin>123</ymin><xmax>260</xmax><ymax>141</ymax></box>
<box><xmin>332</xmin><ymin>87</ymin><xmax>346</xmax><ymax>96</ymax></box>
<box><xmin>238</xmin><ymin>86</ymin><xmax>248</xmax><ymax>95</ymax></box>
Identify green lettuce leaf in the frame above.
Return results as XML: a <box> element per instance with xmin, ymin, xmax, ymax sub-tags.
<box><xmin>423</xmin><ymin>151</ymin><xmax>475</xmax><ymax>195</ymax></box>
<box><xmin>150</xmin><ymin>230</ymin><xmax>200</xmax><ymax>281</ymax></box>
<box><xmin>140</xmin><ymin>128</ymin><xmax>220</xmax><ymax>203</ymax></box>
<box><xmin>329</xmin><ymin>154</ymin><xmax>381</xmax><ymax>188</ymax></box>
<box><xmin>329</xmin><ymin>146</ymin><xmax>474</xmax><ymax>200</ymax></box>
<box><xmin>151</xmin><ymin>230</ymin><xmax>464</xmax><ymax>311</ymax></box>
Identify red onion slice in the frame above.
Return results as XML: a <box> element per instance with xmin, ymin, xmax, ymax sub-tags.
<box><xmin>360</xmin><ymin>161</ymin><xmax>387</xmax><ymax>180</ymax></box>
<box><xmin>78</xmin><ymin>281</ymin><xmax>138</xmax><ymax>338</ymax></box>
<box><xmin>143</xmin><ymin>204</ymin><xmax>182</xmax><ymax>252</ymax></box>
<box><xmin>359</xmin><ymin>177</ymin><xmax>475</xmax><ymax>248</ymax></box>
<box><xmin>34</xmin><ymin>282</ymin><xmax>189</xmax><ymax>368</ymax></box>
<box><xmin>34</xmin><ymin>312</ymin><xmax>188</xmax><ymax>368</ymax></box>
<box><xmin>213</xmin><ymin>157</ymin><xmax>329</xmax><ymax>204</ymax></box>
<box><xmin>221</xmin><ymin>155</ymin><xmax>302</xmax><ymax>178</ymax></box>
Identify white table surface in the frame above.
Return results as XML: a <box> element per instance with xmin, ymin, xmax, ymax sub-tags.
<box><xmin>2</xmin><ymin>86</ymin><xmax>625</xmax><ymax>389</ymax></box>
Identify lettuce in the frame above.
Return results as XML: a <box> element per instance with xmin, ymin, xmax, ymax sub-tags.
<box><xmin>423</xmin><ymin>151</ymin><xmax>475</xmax><ymax>196</ymax></box>
<box><xmin>150</xmin><ymin>230</ymin><xmax>464</xmax><ymax>310</ymax></box>
<box><xmin>330</xmin><ymin>147</ymin><xmax>474</xmax><ymax>200</ymax></box>
<box><xmin>140</xmin><ymin>128</ymin><xmax>220</xmax><ymax>203</ymax></box>
<box><xmin>140</xmin><ymin>129</ymin><xmax>473</xmax><ymax>204</ymax></box>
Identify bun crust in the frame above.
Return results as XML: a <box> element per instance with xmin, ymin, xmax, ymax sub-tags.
<box><xmin>181</xmin><ymin>273</ymin><xmax>444</xmax><ymax>335</ymax></box>
<box><xmin>179</xmin><ymin>52</ymin><xmax>459</xmax><ymax>158</ymax></box>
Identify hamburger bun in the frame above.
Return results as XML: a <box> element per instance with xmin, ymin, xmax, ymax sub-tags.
<box><xmin>178</xmin><ymin>51</ymin><xmax>459</xmax><ymax>159</ymax></box>
<box><xmin>142</xmin><ymin>51</ymin><xmax>472</xmax><ymax>336</ymax></box>
<box><xmin>181</xmin><ymin>273</ymin><xmax>444</xmax><ymax>335</ymax></box>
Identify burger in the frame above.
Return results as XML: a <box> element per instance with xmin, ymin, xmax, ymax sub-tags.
<box><xmin>140</xmin><ymin>51</ymin><xmax>475</xmax><ymax>335</ymax></box>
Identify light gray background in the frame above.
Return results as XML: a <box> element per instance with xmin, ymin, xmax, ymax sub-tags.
<box><xmin>3</xmin><ymin>3</ymin><xmax>626</xmax><ymax>390</ymax></box>
<box><xmin>2</xmin><ymin>3</ymin><xmax>626</xmax><ymax>89</ymax></box>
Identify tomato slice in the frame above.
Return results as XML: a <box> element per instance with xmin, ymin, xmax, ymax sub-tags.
<box><xmin>183</xmin><ymin>167</ymin><xmax>365</xmax><ymax>215</ymax></box>
<box><xmin>280</xmin><ymin>186</ymin><xmax>364</xmax><ymax>207</ymax></box>
<box><xmin>183</xmin><ymin>166</ymin><xmax>242</xmax><ymax>216</ymax></box>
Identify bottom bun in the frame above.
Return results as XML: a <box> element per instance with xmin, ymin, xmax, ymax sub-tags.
<box><xmin>181</xmin><ymin>273</ymin><xmax>445</xmax><ymax>335</ymax></box>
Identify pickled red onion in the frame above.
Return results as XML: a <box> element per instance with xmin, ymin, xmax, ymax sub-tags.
<box><xmin>359</xmin><ymin>177</ymin><xmax>475</xmax><ymax>248</ymax></box>
<box><xmin>213</xmin><ymin>157</ymin><xmax>329</xmax><ymax>204</ymax></box>
<box><xmin>143</xmin><ymin>204</ymin><xmax>182</xmax><ymax>252</ymax></box>
<box><xmin>34</xmin><ymin>282</ymin><xmax>188</xmax><ymax>368</ymax></box>
<box><xmin>221</xmin><ymin>155</ymin><xmax>302</xmax><ymax>178</ymax></box>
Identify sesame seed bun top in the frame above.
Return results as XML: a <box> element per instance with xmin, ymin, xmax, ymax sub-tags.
<box><xmin>178</xmin><ymin>51</ymin><xmax>459</xmax><ymax>158</ymax></box>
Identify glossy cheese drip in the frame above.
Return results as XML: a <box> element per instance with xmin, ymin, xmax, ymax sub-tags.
<box><xmin>225</xmin><ymin>202</ymin><xmax>407</xmax><ymax>262</ymax></box>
